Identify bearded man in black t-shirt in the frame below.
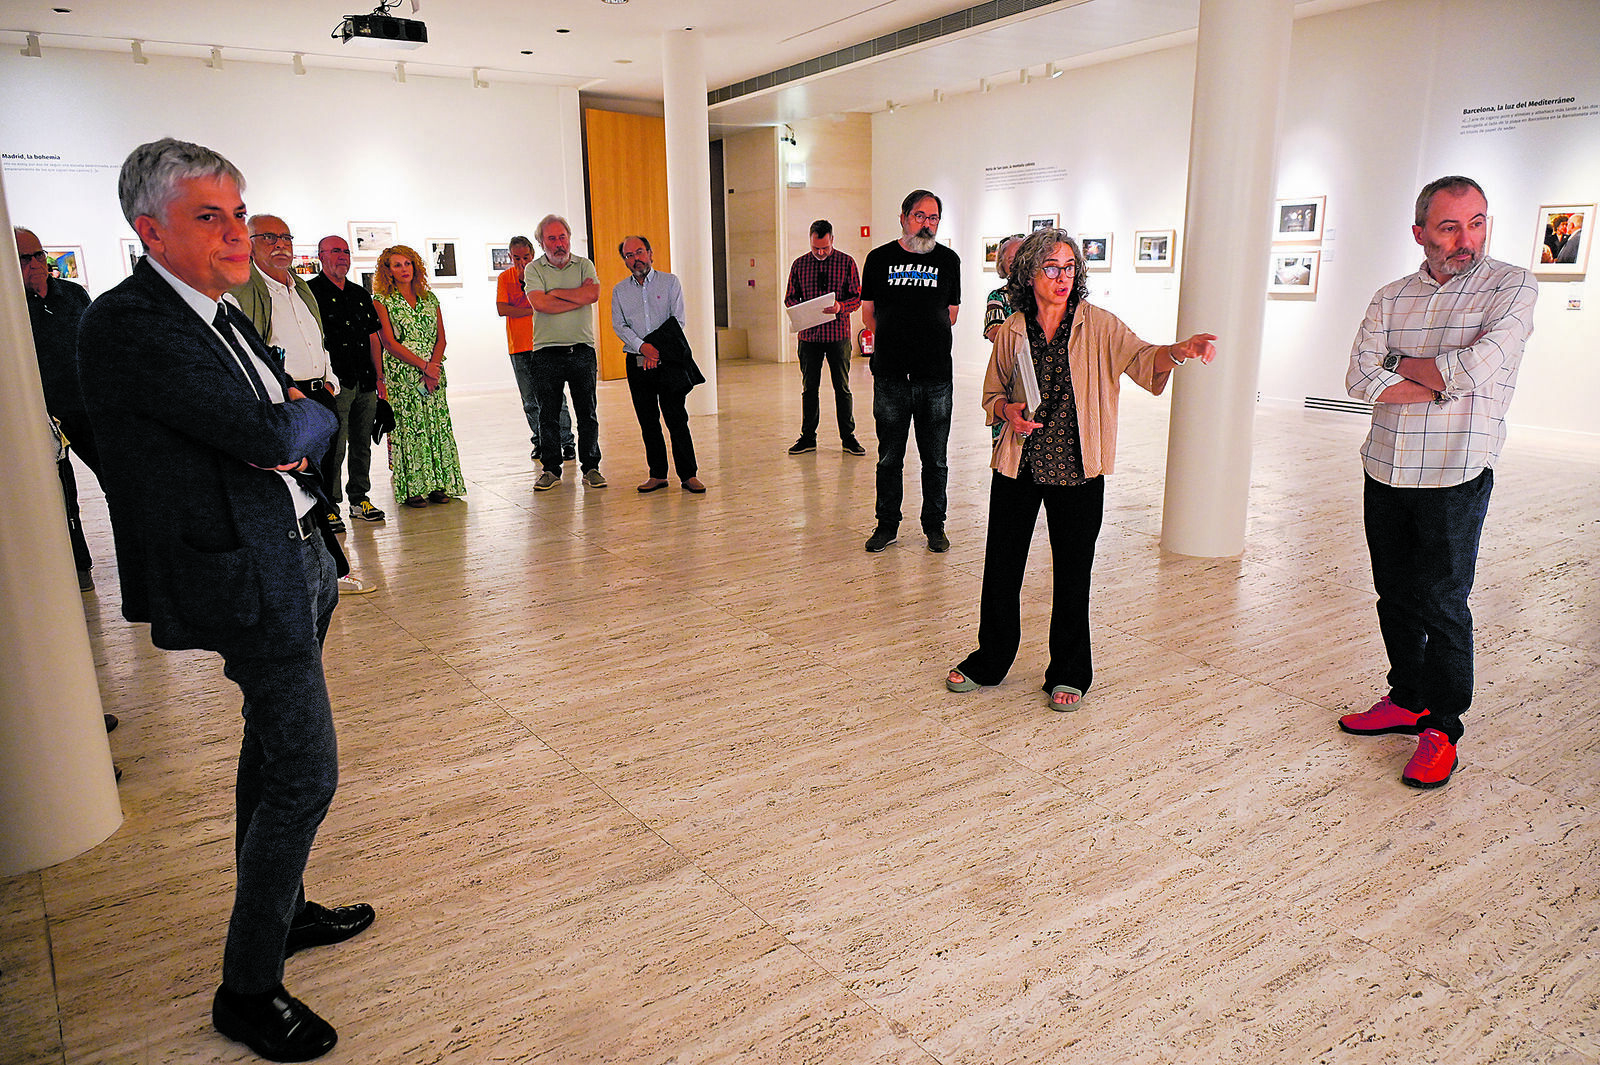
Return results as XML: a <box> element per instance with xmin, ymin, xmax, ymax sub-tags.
<box><xmin>859</xmin><ymin>189</ymin><xmax>961</xmax><ymax>554</ymax></box>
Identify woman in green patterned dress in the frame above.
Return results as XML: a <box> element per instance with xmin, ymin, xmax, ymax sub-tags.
<box><xmin>373</xmin><ymin>244</ymin><xmax>466</xmax><ymax>508</ymax></box>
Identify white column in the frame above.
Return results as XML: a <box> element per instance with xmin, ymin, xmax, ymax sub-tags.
<box><xmin>661</xmin><ymin>28</ymin><xmax>719</xmax><ymax>416</ymax></box>
<box><xmin>0</xmin><ymin>173</ymin><xmax>122</xmax><ymax>876</ymax></box>
<box><xmin>1160</xmin><ymin>0</ymin><xmax>1295</xmax><ymax>557</ymax></box>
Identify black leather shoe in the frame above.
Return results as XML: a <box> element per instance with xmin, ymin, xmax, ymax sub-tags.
<box><xmin>285</xmin><ymin>901</ymin><xmax>375</xmax><ymax>957</ymax></box>
<box><xmin>213</xmin><ymin>983</ymin><xmax>337</xmax><ymax>1062</ymax></box>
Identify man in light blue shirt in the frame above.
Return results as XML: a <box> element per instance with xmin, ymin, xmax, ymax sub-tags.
<box><xmin>610</xmin><ymin>235</ymin><xmax>704</xmax><ymax>493</ymax></box>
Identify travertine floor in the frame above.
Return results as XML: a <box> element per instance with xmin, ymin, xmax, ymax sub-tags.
<box><xmin>4</xmin><ymin>358</ymin><xmax>1597</xmax><ymax>1064</ymax></box>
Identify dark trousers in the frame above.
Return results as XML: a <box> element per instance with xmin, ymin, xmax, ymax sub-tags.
<box><xmin>872</xmin><ymin>375</ymin><xmax>952</xmax><ymax>529</ymax></box>
<box><xmin>796</xmin><ymin>338</ymin><xmax>855</xmax><ymax>442</ymax></box>
<box><xmin>531</xmin><ymin>345</ymin><xmax>601</xmax><ymax>476</ymax></box>
<box><xmin>958</xmin><ymin>470</ymin><xmax>1105</xmax><ymax>693</ymax></box>
<box><xmin>218</xmin><ymin>532</ymin><xmax>340</xmax><ymax>993</ymax></box>
<box><xmin>55</xmin><ymin>413</ymin><xmax>100</xmax><ymax>573</ymax></box>
<box><xmin>1364</xmin><ymin>469</ymin><xmax>1493</xmax><ymax>742</ymax></box>
<box><xmin>625</xmin><ymin>357</ymin><xmax>697</xmax><ymax>480</ymax></box>
<box><xmin>323</xmin><ymin>385</ymin><xmax>380</xmax><ymax>506</ymax></box>
<box><xmin>509</xmin><ymin>350</ymin><xmax>574</xmax><ymax>464</ymax></box>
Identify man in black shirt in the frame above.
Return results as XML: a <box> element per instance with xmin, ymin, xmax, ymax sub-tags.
<box><xmin>307</xmin><ymin>235</ymin><xmax>385</xmax><ymax>523</ymax></box>
<box><xmin>859</xmin><ymin>189</ymin><xmax>961</xmax><ymax>553</ymax></box>
<box><xmin>16</xmin><ymin>225</ymin><xmax>100</xmax><ymax>588</ymax></box>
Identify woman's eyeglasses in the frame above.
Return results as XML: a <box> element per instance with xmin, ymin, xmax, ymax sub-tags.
<box><xmin>1039</xmin><ymin>263</ymin><xmax>1077</xmax><ymax>280</ymax></box>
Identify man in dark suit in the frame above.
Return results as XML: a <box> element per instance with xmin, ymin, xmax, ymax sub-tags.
<box><xmin>76</xmin><ymin>138</ymin><xmax>373</xmax><ymax>1062</ymax></box>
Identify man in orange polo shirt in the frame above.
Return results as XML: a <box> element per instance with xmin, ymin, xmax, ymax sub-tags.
<box><xmin>497</xmin><ymin>234</ymin><xmax>572</xmax><ymax>465</ymax></box>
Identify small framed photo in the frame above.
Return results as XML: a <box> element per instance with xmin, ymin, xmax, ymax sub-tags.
<box><xmin>1134</xmin><ymin>229</ymin><xmax>1175</xmax><ymax>271</ymax></box>
<box><xmin>44</xmin><ymin>245</ymin><xmax>86</xmax><ymax>287</ymax></box>
<box><xmin>1533</xmin><ymin>203</ymin><xmax>1592</xmax><ymax>277</ymax></box>
<box><xmin>1078</xmin><ymin>232</ymin><xmax>1112</xmax><ymax>272</ymax></box>
<box><xmin>359</xmin><ymin>269</ymin><xmax>377</xmax><ymax>294</ymax></box>
<box><xmin>1273</xmin><ymin>196</ymin><xmax>1326</xmax><ymax>242</ymax></box>
<box><xmin>292</xmin><ymin>244</ymin><xmax>321</xmax><ymax>278</ymax></box>
<box><xmin>427</xmin><ymin>238</ymin><xmax>461</xmax><ymax>287</ymax></box>
<box><xmin>1268</xmin><ymin>247</ymin><xmax>1321</xmax><ymax>296</ymax></box>
<box><xmin>348</xmin><ymin>221</ymin><xmax>397</xmax><ymax>258</ymax></box>
<box><xmin>982</xmin><ymin>236</ymin><xmax>1005</xmax><ymax>272</ymax></box>
<box><xmin>487</xmin><ymin>243</ymin><xmax>513</xmax><ymax>277</ymax></box>
<box><xmin>120</xmin><ymin>238</ymin><xmax>143</xmax><ymax>277</ymax></box>
<box><xmin>1028</xmin><ymin>213</ymin><xmax>1059</xmax><ymax>232</ymax></box>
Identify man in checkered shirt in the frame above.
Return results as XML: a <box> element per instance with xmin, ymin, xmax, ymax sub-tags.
<box><xmin>1338</xmin><ymin>175</ymin><xmax>1538</xmax><ymax>789</ymax></box>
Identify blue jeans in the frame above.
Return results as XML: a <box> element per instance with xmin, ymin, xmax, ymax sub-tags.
<box><xmin>1364</xmin><ymin>469</ymin><xmax>1493</xmax><ymax>742</ymax></box>
<box><xmin>872</xmin><ymin>376</ymin><xmax>952</xmax><ymax>529</ymax></box>
<box><xmin>509</xmin><ymin>350</ymin><xmax>574</xmax><ymax>464</ymax></box>
<box><xmin>531</xmin><ymin>345</ymin><xmax>601</xmax><ymax>476</ymax></box>
<box><xmin>218</xmin><ymin>532</ymin><xmax>340</xmax><ymax>992</ymax></box>
<box><xmin>796</xmin><ymin>338</ymin><xmax>855</xmax><ymax>442</ymax></box>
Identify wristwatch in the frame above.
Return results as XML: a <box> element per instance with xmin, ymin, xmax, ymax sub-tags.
<box><xmin>1382</xmin><ymin>351</ymin><xmax>1403</xmax><ymax>372</ymax></box>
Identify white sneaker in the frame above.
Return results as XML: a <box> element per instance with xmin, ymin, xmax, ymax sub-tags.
<box><xmin>338</xmin><ymin>574</ymin><xmax>377</xmax><ymax>595</ymax></box>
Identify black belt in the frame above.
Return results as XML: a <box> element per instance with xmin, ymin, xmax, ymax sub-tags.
<box><xmin>292</xmin><ymin>378</ymin><xmax>330</xmax><ymax>393</ymax></box>
<box><xmin>295</xmin><ymin>512</ymin><xmax>319</xmax><ymax>540</ymax></box>
<box><xmin>536</xmin><ymin>344</ymin><xmax>592</xmax><ymax>355</ymax></box>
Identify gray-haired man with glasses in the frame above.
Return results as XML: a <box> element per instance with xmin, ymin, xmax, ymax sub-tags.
<box><xmin>859</xmin><ymin>189</ymin><xmax>961</xmax><ymax>553</ymax></box>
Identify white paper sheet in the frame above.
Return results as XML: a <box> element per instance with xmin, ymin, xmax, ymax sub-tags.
<box><xmin>785</xmin><ymin>292</ymin><xmax>837</xmax><ymax>333</ymax></box>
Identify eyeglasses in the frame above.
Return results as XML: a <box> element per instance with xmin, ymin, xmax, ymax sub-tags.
<box><xmin>250</xmin><ymin>232</ymin><xmax>294</xmax><ymax>245</ymax></box>
<box><xmin>910</xmin><ymin>211</ymin><xmax>940</xmax><ymax>225</ymax></box>
<box><xmin>1039</xmin><ymin>263</ymin><xmax>1077</xmax><ymax>279</ymax></box>
<box><xmin>621</xmin><ymin>249</ymin><xmax>650</xmax><ymax>261</ymax></box>
<box><xmin>18</xmin><ymin>250</ymin><xmax>48</xmax><ymax>263</ymax></box>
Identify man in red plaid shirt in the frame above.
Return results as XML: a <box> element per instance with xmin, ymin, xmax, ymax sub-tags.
<box><xmin>783</xmin><ymin>219</ymin><xmax>864</xmax><ymax>456</ymax></box>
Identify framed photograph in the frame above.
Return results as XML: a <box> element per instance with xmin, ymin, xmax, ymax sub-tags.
<box><xmin>1028</xmin><ymin>213</ymin><xmax>1059</xmax><ymax>232</ymax></box>
<box><xmin>1268</xmin><ymin>247</ymin><xmax>1321</xmax><ymax>296</ymax></box>
<box><xmin>120</xmin><ymin>238</ymin><xmax>143</xmax><ymax>277</ymax></box>
<box><xmin>427</xmin><ymin>238</ymin><xmax>461</xmax><ymax>287</ymax></box>
<box><xmin>359</xmin><ymin>269</ymin><xmax>377</xmax><ymax>294</ymax></box>
<box><xmin>292</xmin><ymin>244</ymin><xmax>322</xmax><ymax>279</ymax></box>
<box><xmin>1134</xmin><ymin>229</ymin><xmax>1175</xmax><ymax>271</ymax></box>
<box><xmin>348</xmin><ymin>221</ymin><xmax>397</xmax><ymax>258</ymax></box>
<box><xmin>1533</xmin><ymin>203</ymin><xmax>1592</xmax><ymax>277</ymax></box>
<box><xmin>1273</xmin><ymin>197</ymin><xmax>1326</xmax><ymax>242</ymax></box>
<box><xmin>982</xmin><ymin>236</ymin><xmax>1005</xmax><ymax>272</ymax></box>
<box><xmin>487</xmin><ymin>243</ymin><xmax>513</xmax><ymax>277</ymax></box>
<box><xmin>43</xmin><ymin>245</ymin><xmax>86</xmax><ymax>288</ymax></box>
<box><xmin>1078</xmin><ymin>232</ymin><xmax>1112</xmax><ymax>272</ymax></box>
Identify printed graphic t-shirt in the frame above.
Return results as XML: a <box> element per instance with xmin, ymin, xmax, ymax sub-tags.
<box><xmin>860</xmin><ymin>240</ymin><xmax>961</xmax><ymax>381</ymax></box>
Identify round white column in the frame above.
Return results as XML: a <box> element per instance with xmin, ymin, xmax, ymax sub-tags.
<box><xmin>662</xmin><ymin>28</ymin><xmax>719</xmax><ymax>416</ymax></box>
<box><xmin>1160</xmin><ymin>0</ymin><xmax>1295</xmax><ymax>557</ymax></box>
<box><xmin>0</xmin><ymin>173</ymin><xmax>123</xmax><ymax>875</ymax></box>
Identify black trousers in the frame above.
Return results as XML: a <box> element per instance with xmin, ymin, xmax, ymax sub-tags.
<box><xmin>957</xmin><ymin>469</ymin><xmax>1105</xmax><ymax>693</ymax></box>
<box><xmin>625</xmin><ymin>357</ymin><xmax>697</xmax><ymax>480</ymax></box>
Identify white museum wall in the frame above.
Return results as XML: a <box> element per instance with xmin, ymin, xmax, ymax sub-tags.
<box><xmin>722</xmin><ymin>126</ymin><xmax>785</xmax><ymax>362</ymax></box>
<box><xmin>0</xmin><ymin>48</ymin><xmax>587</xmax><ymax>395</ymax></box>
<box><xmin>870</xmin><ymin>0</ymin><xmax>1600</xmax><ymax>438</ymax></box>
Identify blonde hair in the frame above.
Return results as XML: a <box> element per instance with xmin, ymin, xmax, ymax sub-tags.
<box><xmin>373</xmin><ymin>244</ymin><xmax>432</xmax><ymax>298</ymax></box>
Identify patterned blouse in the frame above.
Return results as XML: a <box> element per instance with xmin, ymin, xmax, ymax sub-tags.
<box><xmin>1021</xmin><ymin>304</ymin><xmax>1088</xmax><ymax>486</ymax></box>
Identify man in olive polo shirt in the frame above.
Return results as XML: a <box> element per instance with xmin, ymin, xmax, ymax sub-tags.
<box><xmin>524</xmin><ymin>214</ymin><xmax>605</xmax><ymax>490</ymax></box>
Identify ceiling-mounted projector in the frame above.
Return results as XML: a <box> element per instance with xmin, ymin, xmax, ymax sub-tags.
<box><xmin>336</xmin><ymin>3</ymin><xmax>428</xmax><ymax>49</ymax></box>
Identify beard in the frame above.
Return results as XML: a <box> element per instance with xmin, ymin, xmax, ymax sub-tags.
<box><xmin>902</xmin><ymin>227</ymin><xmax>936</xmax><ymax>254</ymax></box>
<box><xmin>1425</xmin><ymin>238</ymin><xmax>1482</xmax><ymax>278</ymax></box>
<box><xmin>546</xmin><ymin>249</ymin><xmax>571</xmax><ymax>268</ymax></box>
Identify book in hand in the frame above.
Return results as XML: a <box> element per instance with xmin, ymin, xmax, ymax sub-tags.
<box><xmin>1013</xmin><ymin>340</ymin><xmax>1043</xmax><ymax>421</ymax></box>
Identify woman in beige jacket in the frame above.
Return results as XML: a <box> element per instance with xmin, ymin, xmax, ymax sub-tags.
<box><xmin>946</xmin><ymin>228</ymin><xmax>1216</xmax><ymax>709</ymax></box>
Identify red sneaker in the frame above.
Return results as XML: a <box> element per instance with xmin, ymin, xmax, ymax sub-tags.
<box><xmin>1401</xmin><ymin>729</ymin><xmax>1457</xmax><ymax>789</ymax></box>
<box><xmin>1339</xmin><ymin>695</ymin><xmax>1428</xmax><ymax>736</ymax></box>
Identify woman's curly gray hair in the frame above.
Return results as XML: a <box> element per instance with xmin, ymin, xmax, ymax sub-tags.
<box><xmin>1005</xmin><ymin>227</ymin><xmax>1088</xmax><ymax>320</ymax></box>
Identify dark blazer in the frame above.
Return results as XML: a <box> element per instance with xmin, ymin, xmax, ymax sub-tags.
<box><xmin>640</xmin><ymin>316</ymin><xmax>705</xmax><ymax>397</ymax></box>
<box><xmin>77</xmin><ymin>259</ymin><xmax>341</xmax><ymax>654</ymax></box>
